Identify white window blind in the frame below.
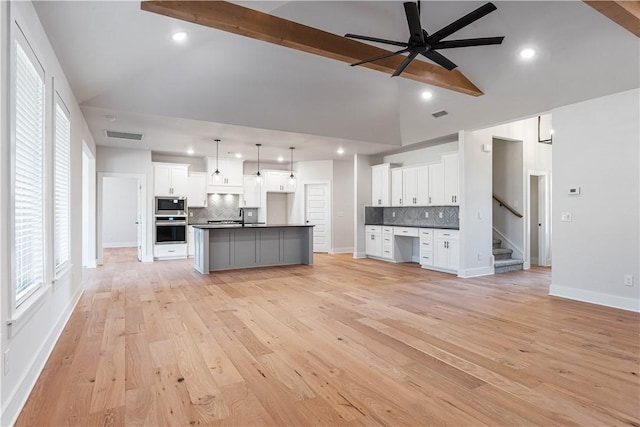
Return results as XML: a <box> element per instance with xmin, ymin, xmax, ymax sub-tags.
<box><xmin>14</xmin><ymin>39</ymin><xmax>45</xmax><ymax>303</ymax></box>
<box><xmin>54</xmin><ymin>98</ymin><xmax>71</xmax><ymax>271</ymax></box>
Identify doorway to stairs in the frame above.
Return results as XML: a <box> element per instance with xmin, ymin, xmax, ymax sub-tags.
<box><xmin>528</xmin><ymin>172</ymin><xmax>551</xmax><ymax>267</ymax></box>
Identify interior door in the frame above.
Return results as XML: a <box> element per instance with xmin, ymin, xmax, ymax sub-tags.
<box><xmin>137</xmin><ymin>181</ymin><xmax>142</xmax><ymax>261</ymax></box>
<box><xmin>305</xmin><ymin>183</ymin><xmax>330</xmax><ymax>253</ymax></box>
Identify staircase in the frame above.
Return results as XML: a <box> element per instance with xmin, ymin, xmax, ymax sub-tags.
<box><xmin>493</xmin><ymin>239</ymin><xmax>524</xmax><ymax>273</ymax></box>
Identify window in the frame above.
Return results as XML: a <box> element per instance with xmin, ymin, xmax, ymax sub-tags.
<box><xmin>13</xmin><ymin>36</ymin><xmax>46</xmax><ymax>305</ymax></box>
<box><xmin>54</xmin><ymin>96</ymin><xmax>71</xmax><ymax>272</ymax></box>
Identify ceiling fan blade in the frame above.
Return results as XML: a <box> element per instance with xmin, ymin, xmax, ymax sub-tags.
<box><xmin>404</xmin><ymin>2</ymin><xmax>425</xmax><ymax>44</ymax></box>
<box><xmin>345</xmin><ymin>34</ymin><xmax>408</xmax><ymax>47</ymax></box>
<box><xmin>392</xmin><ymin>52</ymin><xmax>419</xmax><ymax>77</ymax></box>
<box><xmin>433</xmin><ymin>36</ymin><xmax>504</xmax><ymax>49</ymax></box>
<box><xmin>428</xmin><ymin>2</ymin><xmax>498</xmax><ymax>43</ymax></box>
<box><xmin>421</xmin><ymin>50</ymin><xmax>457</xmax><ymax>71</ymax></box>
<box><xmin>351</xmin><ymin>48</ymin><xmax>410</xmax><ymax>67</ymax></box>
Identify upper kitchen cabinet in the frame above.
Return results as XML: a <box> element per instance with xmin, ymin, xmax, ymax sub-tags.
<box><xmin>371</xmin><ymin>163</ymin><xmax>391</xmax><ymax>206</ymax></box>
<box><xmin>390</xmin><ymin>165</ymin><xmax>430</xmax><ymax>206</ymax></box>
<box><xmin>187</xmin><ymin>172</ymin><xmax>207</xmax><ymax>208</ymax></box>
<box><xmin>443</xmin><ymin>153</ymin><xmax>459</xmax><ymax>205</ymax></box>
<box><xmin>206</xmin><ymin>157</ymin><xmax>244</xmax><ymax>193</ymax></box>
<box><xmin>391</xmin><ymin>168</ymin><xmax>404</xmax><ymax>206</ymax></box>
<box><xmin>264</xmin><ymin>170</ymin><xmax>295</xmax><ymax>193</ymax></box>
<box><xmin>153</xmin><ymin>163</ymin><xmax>189</xmax><ymax>196</ymax></box>
<box><xmin>428</xmin><ymin>162</ymin><xmax>445</xmax><ymax>205</ymax></box>
<box><xmin>241</xmin><ymin>175</ymin><xmax>262</xmax><ymax>207</ymax></box>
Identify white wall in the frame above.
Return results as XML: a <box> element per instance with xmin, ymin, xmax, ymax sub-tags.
<box><xmin>289</xmin><ymin>160</ymin><xmax>333</xmax><ymax>225</ymax></box>
<box><xmin>96</xmin><ymin>146</ymin><xmax>153</xmax><ymax>262</ymax></box>
<box><xmin>1</xmin><ymin>2</ymin><xmax>97</xmax><ymax>424</ymax></box>
<box><xmin>266</xmin><ymin>193</ymin><xmax>288</xmax><ymax>224</ymax></box>
<box><xmin>551</xmin><ymin>89</ymin><xmax>640</xmax><ymax>312</ymax></box>
<box><xmin>353</xmin><ymin>154</ymin><xmax>374</xmax><ymax>257</ymax></box>
<box><xmin>102</xmin><ymin>176</ymin><xmax>138</xmax><ymax>247</ymax></box>
<box><xmin>332</xmin><ymin>160</ymin><xmax>354</xmax><ymax>253</ymax></box>
<box><xmin>382</xmin><ymin>141</ymin><xmax>458</xmax><ymax>166</ymax></box>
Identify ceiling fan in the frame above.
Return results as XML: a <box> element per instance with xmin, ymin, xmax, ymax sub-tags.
<box><xmin>345</xmin><ymin>2</ymin><xmax>504</xmax><ymax>76</ymax></box>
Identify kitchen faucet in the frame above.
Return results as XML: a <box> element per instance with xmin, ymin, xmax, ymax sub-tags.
<box><xmin>239</xmin><ymin>207</ymin><xmax>245</xmax><ymax>226</ymax></box>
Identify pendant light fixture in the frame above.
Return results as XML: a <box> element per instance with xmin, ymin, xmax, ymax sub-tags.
<box><xmin>255</xmin><ymin>143</ymin><xmax>262</xmax><ymax>184</ymax></box>
<box><xmin>213</xmin><ymin>138</ymin><xmax>222</xmax><ymax>182</ymax></box>
<box><xmin>288</xmin><ymin>147</ymin><xmax>296</xmax><ymax>185</ymax></box>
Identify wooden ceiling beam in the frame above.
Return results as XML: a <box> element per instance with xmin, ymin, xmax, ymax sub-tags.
<box><xmin>141</xmin><ymin>1</ymin><xmax>483</xmax><ymax>96</ymax></box>
<box><xmin>583</xmin><ymin>1</ymin><xmax>640</xmax><ymax>37</ymax></box>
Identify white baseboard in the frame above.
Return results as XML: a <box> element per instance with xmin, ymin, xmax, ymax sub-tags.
<box><xmin>353</xmin><ymin>251</ymin><xmax>367</xmax><ymax>259</ymax></box>
<box><xmin>3</xmin><ymin>287</ymin><xmax>84</xmax><ymax>427</ymax></box>
<box><xmin>329</xmin><ymin>247</ymin><xmax>354</xmax><ymax>254</ymax></box>
<box><xmin>549</xmin><ymin>284</ymin><xmax>640</xmax><ymax>313</ymax></box>
<box><xmin>83</xmin><ymin>259</ymin><xmax>97</xmax><ymax>269</ymax></box>
<box><xmin>458</xmin><ymin>266</ymin><xmax>495</xmax><ymax>278</ymax></box>
<box><xmin>141</xmin><ymin>255</ymin><xmax>154</xmax><ymax>263</ymax></box>
<box><xmin>103</xmin><ymin>241</ymin><xmax>137</xmax><ymax>248</ymax></box>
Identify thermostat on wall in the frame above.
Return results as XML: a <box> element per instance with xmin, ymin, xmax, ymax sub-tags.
<box><xmin>568</xmin><ymin>186</ymin><xmax>581</xmax><ymax>195</ymax></box>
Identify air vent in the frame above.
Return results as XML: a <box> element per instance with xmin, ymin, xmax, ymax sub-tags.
<box><xmin>104</xmin><ymin>130</ymin><xmax>144</xmax><ymax>141</ymax></box>
<box><xmin>432</xmin><ymin>110</ymin><xmax>448</xmax><ymax>118</ymax></box>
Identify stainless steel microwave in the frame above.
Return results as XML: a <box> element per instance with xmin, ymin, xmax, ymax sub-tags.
<box><xmin>155</xmin><ymin>196</ymin><xmax>187</xmax><ymax>216</ymax></box>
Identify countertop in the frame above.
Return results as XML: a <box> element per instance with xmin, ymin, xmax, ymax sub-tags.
<box><xmin>365</xmin><ymin>223</ymin><xmax>459</xmax><ymax>230</ymax></box>
<box><xmin>192</xmin><ymin>223</ymin><xmax>314</xmax><ymax>229</ymax></box>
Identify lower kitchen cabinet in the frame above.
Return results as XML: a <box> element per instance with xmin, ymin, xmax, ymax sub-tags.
<box><xmin>365</xmin><ymin>225</ymin><xmax>382</xmax><ymax>258</ymax></box>
<box><xmin>434</xmin><ymin>229</ymin><xmax>459</xmax><ymax>271</ymax></box>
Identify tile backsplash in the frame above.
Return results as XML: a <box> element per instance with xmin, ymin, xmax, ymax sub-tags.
<box><xmin>365</xmin><ymin>205</ymin><xmax>459</xmax><ymax>229</ymax></box>
<box><xmin>189</xmin><ymin>194</ymin><xmax>259</xmax><ymax>224</ymax></box>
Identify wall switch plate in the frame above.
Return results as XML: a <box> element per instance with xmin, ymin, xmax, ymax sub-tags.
<box><xmin>424</xmin><ymin>212</ymin><xmax>429</xmax><ymax>218</ymax></box>
<box><xmin>392</xmin><ymin>212</ymin><xmax>396</xmax><ymax>217</ymax></box>
<box><xmin>624</xmin><ymin>275</ymin><xmax>633</xmax><ymax>287</ymax></box>
<box><xmin>568</xmin><ymin>187</ymin><xmax>581</xmax><ymax>195</ymax></box>
<box><xmin>247</xmin><ymin>211</ymin><xmax>253</xmax><ymax>217</ymax></box>
<box><xmin>189</xmin><ymin>212</ymin><xmax>193</xmax><ymax>217</ymax></box>
<box><xmin>561</xmin><ymin>212</ymin><xmax>572</xmax><ymax>222</ymax></box>
<box><xmin>3</xmin><ymin>349</ymin><xmax>9</xmax><ymax>376</ymax></box>
<box><xmin>438</xmin><ymin>212</ymin><xmax>443</xmax><ymax>219</ymax></box>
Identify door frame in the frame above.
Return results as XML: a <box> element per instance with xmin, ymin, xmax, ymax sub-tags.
<box><xmin>525</xmin><ymin>170</ymin><xmax>551</xmax><ymax>268</ymax></box>
<box><xmin>302</xmin><ymin>181</ymin><xmax>332</xmax><ymax>253</ymax></box>
<box><xmin>97</xmin><ymin>172</ymin><xmax>147</xmax><ymax>264</ymax></box>
<box><xmin>82</xmin><ymin>142</ymin><xmax>97</xmax><ymax>268</ymax></box>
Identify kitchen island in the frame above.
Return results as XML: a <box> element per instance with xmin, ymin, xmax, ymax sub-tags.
<box><xmin>192</xmin><ymin>224</ymin><xmax>314</xmax><ymax>274</ymax></box>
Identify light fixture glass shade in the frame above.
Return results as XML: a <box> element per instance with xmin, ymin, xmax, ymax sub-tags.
<box><xmin>213</xmin><ymin>170</ymin><xmax>222</xmax><ymax>181</ymax></box>
<box><xmin>255</xmin><ymin>171</ymin><xmax>262</xmax><ymax>185</ymax></box>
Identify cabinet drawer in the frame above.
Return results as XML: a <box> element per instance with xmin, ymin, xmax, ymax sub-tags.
<box><xmin>420</xmin><ymin>240</ymin><xmax>433</xmax><ymax>249</ymax></box>
<box><xmin>420</xmin><ymin>253</ymin><xmax>434</xmax><ymax>266</ymax></box>
<box><xmin>419</xmin><ymin>228</ymin><xmax>433</xmax><ymax>238</ymax></box>
<box><xmin>366</xmin><ymin>225</ymin><xmax>381</xmax><ymax>233</ymax></box>
<box><xmin>382</xmin><ymin>249</ymin><xmax>393</xmax><ymax>259</ymax></box>
<box><xmin>435</xmin><ymin>229</ymin><xmax>459</xmax><ymax>240</ymax></box>
<box><xmin>155</xmin><ymin>244</ymin><xmax>187</xmax><ymax>259</ymax></box>
<box><xmin>394</xmin><ymin>227</ymin><xmax>419</xmax><ymax>237</ymax></box>
<box><xmin>382</xmin><ymin>226</ymin><xmax>394</xmax><ymax>234</ymax></box>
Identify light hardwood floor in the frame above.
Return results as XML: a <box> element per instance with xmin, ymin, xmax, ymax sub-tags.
<box><xmin>16</xmin><ymin>248</ymin><xmax>640</xmax><ymax>426</ymax></box>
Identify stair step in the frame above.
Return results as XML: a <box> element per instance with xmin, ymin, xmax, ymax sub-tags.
<box><xmin>494</xmin><ymin>258</ymin><xmax>524</xmax><ymax>274</ymax></box>
<box><xmin>492</xmin><ymin>239</ymin><xmax>501</xmax><ymax>249</ymax></box>
<box><xmin>492</xmin><ymin>248</ymin><xmax>513</xmax><ymax>260</ymax></box>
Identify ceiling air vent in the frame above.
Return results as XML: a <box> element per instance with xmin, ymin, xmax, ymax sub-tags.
<box><xmin>432</xmin><ymin>110</ymin><xmax>448</xmax><ymax>118</ymax></box>
<box><xmin>104</xmin><ymin>130</ymin><xmax>144</xmax><ymax>141</ymax></box>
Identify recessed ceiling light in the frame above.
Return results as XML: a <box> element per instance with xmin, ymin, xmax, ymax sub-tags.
<box><xmin>421</xmin><ymin>91</ymin><xmax>433</xmax><ymax>100</ymax></box>
<box><xmin>187</xmin><ymin>148</ymin><xmax>194</xmax><ymax>155</ymax></box>
<box><xmin>171</xmin><ymin>31</ymin><xmax>188</xmax><ymax>42</ymax></box>
<box><xmin>520</xmin><ymin>48</ymin><xmax>536</xmax><ymax>59</ymax></box>
<box><xmin>277</xmin><ymin>156</ymin><xmax>284</xmax><ymax>162</ymax></box>
<box><xmin>337</xmin><ymin>147</ymin><xmax>344</xmax><ymax>155</ymax></box>
<box><xmin>235</xmin><ymin>153</ymin><xmax>242</xmax><ymax>158</ymax></box>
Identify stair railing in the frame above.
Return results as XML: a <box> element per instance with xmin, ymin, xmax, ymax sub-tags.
<box><xmin>492</xmin><ymin>193</ymin><xmax>523</xmax><ymax>218</ymax></box>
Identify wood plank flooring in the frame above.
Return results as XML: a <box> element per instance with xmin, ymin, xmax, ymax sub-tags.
<box><xmin>16</xmin><ymin>248</ymin><xmax>640</xmax><ymax>426</ymax></box>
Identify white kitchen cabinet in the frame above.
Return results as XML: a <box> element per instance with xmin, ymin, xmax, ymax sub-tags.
<box><xmin>434</xmin><ymin>229</ymin><xmax>459</xmax><ymax>272</ymax></box>
<box><xmin>415</xmin><ymin>166</ymin><xmax>430</xmax><ymax>205</ymax></box>
<box><xmin>371</xmin><ymin>163</ymin><xmax>391</xmax><ymax>206</ymax></box>
<box><xmin>419</xmin><ymin>228</ymin><xmax>434</xmax><ymax>267</ymax></box>
<box><xmin>241</xmin><ymin>175</ymin><xmax>262</xmax><ymax>207</ymax></box>
<box><xmin>186</xmin><ymin>172</ymin><xmax>207</xmax><ymax>208</ymax></box>
<box><xmin>443</xmin><ymin>153</ymin><xmax>459</xmax><ymax>205</ymax></box>
<box><xmin>429</xmin><ymin>162</ymin><xmax>445</xmax><ymax>205</ymax></box>
<box><xmin>264</xmin><ymin>170</ymin><xmax>295</xmax><ymax>193</ymax></box>
<box><xmin>403</xmin><ymin>167</ymin><xmax>419</xmax><ymax>206</ymax></box>
<box><xmin>187</xmin><ymin>225</ymin><xmax>195</xmax><ymax>257</ymax></box>
<box><xmin>391</xmin><ymin>168</ymin><xmax>404</xmax><ymax>206</ymax></box>
<box><xmin>382</xmin><ymin>226</ymin><xmax>394</xmax><ymax>259</ymax></box>
<box><xmin>206</xmin><ymin>158</ymin><xmax>244</xmax><ymax>192</ymax></box>
<box><xmin>154</xmin><ymin>163</ymin><xmax>189</xmax><ymax>196</ymax></box>
<box><xmin>365</xmin><ymin>225</ymin><xmax>382</xmax><ymax>258</ymax></box>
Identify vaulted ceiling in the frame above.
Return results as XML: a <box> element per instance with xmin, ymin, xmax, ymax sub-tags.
<box><xmin>34</xmin><ymin>1</ymin><xmax>639</xmax><ymax>162</ymax></box>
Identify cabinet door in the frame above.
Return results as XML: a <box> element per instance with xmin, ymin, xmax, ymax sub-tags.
<box><xmin>391</xmin><ymin>169</ymin><xmax>404</xmax><ymax>206</ymax></box>
<box><xmin>187</xmin><ymin>172</ymin><xmax>207</xmax><ymax>208</ymax></box>
<box><xmin>222</xmin><ymin>159</ymin><xmax>244</xmax><ymax>186</ymax></box>
<box><xmin>443</xmin><ymin>153</ymin><xmax>459</xmax><ymax>205</ymax></box>
<box><xmin>429</xmin><ymin>163</ymin><xmax>445</xmax><ymax>205</ymax></box>
<box><xmin>154</xmin><ymin>164</ymin><xmax>172</xmax><ymax>196</ymax></box>
<box><xmin>365</xmin><ymin>232</ymin><xmax>382</xmax><ymax>257</ymax></box>
<box><xmin>371</xmin><ymin>166</ymin><xmax>383</xmax><ymax>205</ymax></box>
<box><xmin>170</xmin><ymin>165</ymin><xmax>189</xmax><ymax>196</ymax></box>
<box><xmin>403</xmin><ymin>167</ymin><xmax>418</xmax><ymax>206</ymax></box>
<box><xmin>242</xmin><ymin>175</ymin><xmax>261</xmax><ymax>207</ymax></box>
<box><xmin>447</xmin><ymin>239</ymin><xmax>460</xmax><ymax>270</ymax></box>
<box><xmin>434</xmin><ymin>238</ymin><xmax>449</xmax><ymax>268</ymax></box>
<box><xmin>266</xmin><ymin>171</ymin><xmax>286</xmax><ymax>192</ymax></box>
<box><xmin>206</xmin><ymin>157</ymin><xmax>220</xmax><ymax>185</ymax></box>
<box><xmin>415</xmin><ymin>166</ymin><xmax>430</xmax><ymax>205</ymax></box>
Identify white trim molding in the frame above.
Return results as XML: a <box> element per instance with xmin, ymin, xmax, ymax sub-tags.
<box><xmin>458</xmin><ymin>266</ymin><xmax>495</xmax><ymax>278</ymax></box>
<box><xmin>352</xmin><ymin>251</ymin><xmax>367</xmax><ymax>259</ymax></box>
<box><xmin>549</xmin><ymin>284</ymin><xmax>640</xmax><ymax>313</ymax></box>
<box><xmin>330</xmin><ymin>247</ymin><xmax>354</xmax><ymax>254</ymax></box>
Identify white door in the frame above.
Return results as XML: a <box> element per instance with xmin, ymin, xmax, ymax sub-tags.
<box><xmin>305</xmin><ymin>184</ymin><xmax>330</xmax><ymax>253</ymax></box>
<box><xmin>137</xmin><ymin>180</ymin><xmax>143</xmax><ymax>261</ymax></box>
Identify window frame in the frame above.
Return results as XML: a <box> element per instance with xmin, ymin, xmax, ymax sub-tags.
<box><xmin>10</xmin><ymin>21</ymin><xmax>47</xmax><ymax>311</ymax></box>
<box><xmin>53</xmin><ymin>92</ymin><xmax>71</xmax><ymax>277</ymax></box>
